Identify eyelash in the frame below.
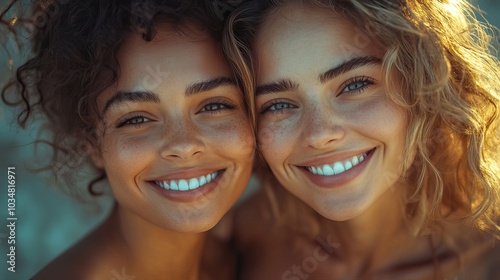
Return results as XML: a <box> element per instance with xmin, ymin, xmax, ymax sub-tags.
<box><xmin>259</xmin><ymin>99</ymin><xmax>297</xmax><ymax>114</ymax></box>
<box><xmin>199</xmin><ymin>99</ymin><xmax>238</xmax><ymax>114</ymax></box>
<box><xmin>116</xmin><ymin>114</ymin><xmax>151</xmax><ymax>128</ymax></box>
<box><xmin>259</xmin><ymin>76</ymin><xmax>376</xmax><ymax>114</ymax></box>
<box><xmin>114</xmin><ymin>99</ymin><xmax>238</xmax><ymax>128</ymax></box>
<box><xmin>338</xmin><ymin>76</ymin><xmax>375</xmax><ymax>96</ymax></box>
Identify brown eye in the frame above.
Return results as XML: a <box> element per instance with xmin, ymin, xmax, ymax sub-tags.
<box><xmin>201</xmin><ymin>103</ymin><xmax>229</xmax><ymax>112</ymax></box>
<box><xmin>130</xmin><ymin>117</ymin><xmax>146</xmax><ymax>124</ymax></box>
<box><xmin>199</xmin><ymin>100</ymin><xmax>237</xmax><ymax>114</ymax></box>
<box><xmin>117</xmin><ymin>115</ymin><xmax>151</xmax><ymax>128</ymax></box>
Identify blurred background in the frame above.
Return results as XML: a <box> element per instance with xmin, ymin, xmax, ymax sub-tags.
<box><xmin>1</xmin><ymin>0</ymin><xmax>499</xmax><ymax>279</ymax></box>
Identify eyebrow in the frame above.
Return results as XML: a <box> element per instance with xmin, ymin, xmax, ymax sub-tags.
<box><xmin>103</xmin><ymin>91</ymin><xmax>159</xmax><ymax>115</ymax></box>
<box><xmin>319</xmin><ymin>56</ymin><xmax>382</xmax><ymax>84</ymax></box>
<box><xmin>186</xmin><ymin>77</ymin><xmax>236</xmax><ymax>96</ymax></box>
<box><xmin>102</xmin><ymin>77</ymin><xmax>236</xmax><ymax>115</ymax></box>
<box><xmin>256</xmin><ymin>79</ymin><xmax>299</xmax><ymax>96</ymax></box>
<box><xmin>255</xmin><ymin>56</ymin><xmax>382</xmax><ymax>96</ymax></box>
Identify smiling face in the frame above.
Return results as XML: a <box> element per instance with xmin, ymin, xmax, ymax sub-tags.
<box><xmin>92</xmin><ymin>23</ymin><xmax>254</xmax><ymax>233</ymax></box>
<box><xmin>254</xmin><ymin>4</ymin><xmax>408</xmax><ymax>221</ymax></box>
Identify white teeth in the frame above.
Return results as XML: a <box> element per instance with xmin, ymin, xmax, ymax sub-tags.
<box><xmin>333</xmin><ymin>162</ymin><xmax>345</xmax><ymax>174</ymax></box>
<box><xmin>178</xmin><ymin>180</ymin><xmax>189</xmax><ymax>191</ymax></box>
<box><xmin>155</xmin><ymin>171</ymin><xmax>218</xmax><ymax>192</ymax></box>
<box><xmin>317</xmin><ymin>167</ymin><xmax>324</xmax><ymax>175</ymax></box>
<box><xmin>306</xmin><ymin>151</ymin><xmax>370</xmax><ymax>177</ymax></box>
<box><xmin>170</xmin><ymin>180</ymin><xmax>178</xmax><ymax>190</ymax></box>
<box><xmin>322</xmin><ymin>164</ymin><xmax>334</xmax><ymax>176</ymax></box>
<box><xmin>344</xmin><ymin>161</ymin><xmax>352</xmax><ymax>171</ymax></box>
<box><xmin>352</xmin><ymin>156</ymin><xmax>359</xmax><ymax>165</ymax></box>
<box><xmin>189</xmin><ymin>178</ymin><xmax>199</xmax><ymax>190</ymax></box>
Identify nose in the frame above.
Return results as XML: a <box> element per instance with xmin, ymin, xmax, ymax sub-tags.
<box><xmin>159</xmin><ymin>119</ymin><xmax>205</xmax><ymax>160</ymax></box>
<box><xmin>300</xmin><ymin>104</ymin><xmax>345</xmax><ymax>149</ymax></box>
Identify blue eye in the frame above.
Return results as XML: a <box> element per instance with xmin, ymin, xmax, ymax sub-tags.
<box><xmin>260</xmin><ymin>100</ymin><xmax>297</xmax><ymax>114</ymax></box>
<box><xmin>343</xmin><ymin>81</ymin><xmax>367</xmax><ymax>92</ymax></box>
<box><xmin>269</xmin><ymin>103</ymin><xmax>292</xmax><ymax>111</ymax></box>
<box><xmin>339</xmin><ymin>76</ymin><xmax>375</xmax><ymax>95</ymax></box>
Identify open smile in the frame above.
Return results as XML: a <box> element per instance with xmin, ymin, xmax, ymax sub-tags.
<box><xmin>148</xmin><ymin>168</ymin><xmax>227</xmax><ymax>202</ymax></box>
<box><xmin>298</xmin><ymin>148</ymin><xmax>376</xmax><ymax>188</ymax></box>
<box><xmin>154</xmin><ymin>170</ymin><xmax>220</xmax><ymax>191</ymax></box>
<box><xmin>305</xmin><ymin>150</ymin><xmax>371</xmax><ymax>176</ymax></box>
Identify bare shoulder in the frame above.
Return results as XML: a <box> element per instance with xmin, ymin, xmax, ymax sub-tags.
<box><xmin>32</xmin><ymin>222</ymin><xmax>114</xmax><ymax>280</ymax></box>
<box><xmin>441</xmin><ymin>222</ymin><xmax>500</xmax><ymax>279</ymax></box>
<box><xmin>33</xmin><ymin>235</ymin><xmax>97</xmax><ymax>280</ymax></box>
<box><xmin>464</xmin><ymin>232</ymin><xmax>500</xmax><ymax>278</ymax></box>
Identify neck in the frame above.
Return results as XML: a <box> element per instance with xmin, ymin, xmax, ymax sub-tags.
<box><xmin>103</xmin><ymin>205</ymin><xmax>205</xmax><ymax>280</ymax></box>
<box><xmin>319</xmin><ymin>182</ymin><xmax>414</xmax><ymax>268</ymax></box>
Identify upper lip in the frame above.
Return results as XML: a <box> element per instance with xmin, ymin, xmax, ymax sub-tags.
<box><xmin>149</xmin><ymin>167</ymin><xmax>226</xmax><ymax>181</ymax></box>
<box><xmin>296</xmin><ymin>148</ymin><xmax>375</xmax><ymax>167</ymax></box>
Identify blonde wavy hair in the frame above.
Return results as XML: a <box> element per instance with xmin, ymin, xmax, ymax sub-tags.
<box><xmin>223</xmin><ymin>0</ymin><xmax>500</xmax><ymax>237</ymax></box>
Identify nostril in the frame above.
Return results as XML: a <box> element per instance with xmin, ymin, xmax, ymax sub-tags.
<box><xmin>159</xmin><ymin>140</ymin><xmax>206</xmax><ymax>160</ymax></box>
<box><xmin>301</xmin><ymin>124</ymin><xmax>345</xmax><ymax>149</ymax></box>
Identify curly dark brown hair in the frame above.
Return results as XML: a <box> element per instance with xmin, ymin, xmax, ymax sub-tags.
<box><xmin>1</xmin><ymin>0</ymin><xmax>243</xmax><ymax>199</ymax></box>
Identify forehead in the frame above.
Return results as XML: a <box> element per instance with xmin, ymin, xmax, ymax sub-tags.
<box><xmin>115</xmin><ymin>22</ymin><xmax>230</xmax><ymax>90</ymax></box>
<box><xmin>254</xmin><ymin>3</ymin><xmax>384</xmax><ymax>83</ymax></box>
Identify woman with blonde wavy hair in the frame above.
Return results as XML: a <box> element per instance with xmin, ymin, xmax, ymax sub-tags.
<box><xmin>224</xmin><ymin>0</ymin><xmax>500</xmax><ymax>278</ymax></box>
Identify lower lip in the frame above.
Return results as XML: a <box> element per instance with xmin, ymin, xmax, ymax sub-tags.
<box><xmin>299</xmin><ymin>149</ymin><xmax>375</xmax><ymax>189</ymax></box>
<box><xmin>149</xmin><ymin>170</ymin><xmax>226</xmax><ymax>203</ymax></box>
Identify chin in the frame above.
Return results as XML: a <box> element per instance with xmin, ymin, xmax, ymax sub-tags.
<box><xmin>166</xmin><ymin>218</ymin><xmax>220</xmax><ymax>233</ymax></box>
<box><xmin>312</xmin><ymin>199</ymin><xmax>372</xmax><ymax>222</ymax></box>
<box><xmin>154</xmin><ymin>207</ymin><xmax>225</xmax><ymax>233</ymax></box>
<box><xmin>317</xmin><ymin>210</ymin><xmax>363</xmax><ymax>222</ymax></box>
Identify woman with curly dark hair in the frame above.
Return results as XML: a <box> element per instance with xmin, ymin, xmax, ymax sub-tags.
<box><xmin>2</xmin><ymin>0</ymin><xmax>254</xmax><ymax>279</ymax></box>
<box><xmin>224</xmin><ymin>0</ymin><xmax>500</xmax><ymax>279</ymax></box>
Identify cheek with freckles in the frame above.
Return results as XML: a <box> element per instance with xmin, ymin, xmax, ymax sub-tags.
<box><xmin>97</xmin><ymin>129</ymin><xmax>162</xmax><ymax>197</ymax></box>
<box><xmin>209</xmin><ymin>118</ymin><xmax>255</xmax><ymax>159</ymax></box>
<box><xmin>258</xmin><ymin>124</ymin><xmax>285</xmax><ymax>165</ymax></box>
<box><xmin>257</xmin><ymin>115</ymin><xmax>300</xmax><ymax>162</ymax></box>
<box><xmin>102</xmin><ymin>133</ymin><xmax>155</xmax><ymax>166</ymax></box>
